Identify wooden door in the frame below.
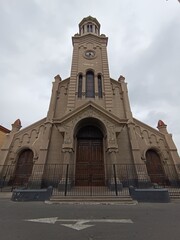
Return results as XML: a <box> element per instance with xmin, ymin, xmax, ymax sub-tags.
<box><xmin>146</xmin><ymin>150</ymin><xmax>166</xmax><ymax>185</ymax></box>
<box><xmin>13</xmin><ymin>149</ymin><xmax>33</xmax><ymax>186</ymax></box>
<box><xmin>76</xmin><ymin>139</ymin><xmax>104</xmax><ymax>186</ymax></box>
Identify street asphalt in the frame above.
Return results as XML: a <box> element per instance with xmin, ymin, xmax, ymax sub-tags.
<box><xmin>0</xmin><ymin>192</ymin><xmax>180</xmax><ymax>240</ymax></box>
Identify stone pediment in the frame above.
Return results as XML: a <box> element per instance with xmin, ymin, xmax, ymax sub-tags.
<box><xmin>53</xmin><ymin>101</ymin><xmax>127</xmax><ymax>150</ymax></box>
<box><xmin>53</xmin><ymin>101</ymin><xmax>127</xmax><ymax>126</ymax></box>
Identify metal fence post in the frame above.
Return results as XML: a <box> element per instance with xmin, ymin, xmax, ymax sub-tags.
<box><xmin>113</xmin><ymin>164</ymin><xmax>118</xmax><ymax>196</ymax></box>
<box><xmin>64</xmin><ymin>164</ymin><xmax>69</xmax><ymax>196</ymax></box>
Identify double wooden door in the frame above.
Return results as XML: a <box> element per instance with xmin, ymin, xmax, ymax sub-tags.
<box><xmin>146</xmin><ymin>150</ymin><xmax>166</xmax><ymax>185</ymax></box>
<box><xmin>76</xmin><ymin>139</ymin><xmax>105</xmax><ymax>186</ymax></box>
<box><xmin>13</xmin><ymin>149</ymin><xmax>33</xmax><ymax>186</ymax></box>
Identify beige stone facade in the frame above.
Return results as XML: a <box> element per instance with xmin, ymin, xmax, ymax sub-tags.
<box><xmin>0</xmin><ymin>16</ymin><xmax>179</xmax><ymax>188</ymax></box>
<box><xmin>0</xmin><ymin>125</ymin><xmax>10</xmax><ymax>149</ymax></box>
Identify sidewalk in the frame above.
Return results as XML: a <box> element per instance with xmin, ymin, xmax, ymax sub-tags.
<box><xmin>0</xmin><ymin>192</ymin><xmax>12</xmax><ymax>199</ymax></box>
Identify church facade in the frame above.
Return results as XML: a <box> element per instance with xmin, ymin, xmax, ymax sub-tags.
<box><xmin>0</xmin><ymin>16</ymin><xmax>179</xmax><ymax>191</ymax></box>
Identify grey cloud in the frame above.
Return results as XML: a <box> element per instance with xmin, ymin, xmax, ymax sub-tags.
<box><xmin>124</xmin><ymin>16</ymin><xmax>180</xmax><ymax>106</ymax></box>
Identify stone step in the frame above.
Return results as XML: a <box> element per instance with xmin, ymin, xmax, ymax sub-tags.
<box><xmin>169</xmin><ymin>193</ymin><xmax>180</xmax><ymax>197</ymax></box>
<box><xmin>49</xmin><ymin>195</ymin><xmax>135</xmax><ymax>204</ymax></box>
<box><xmin>167</xmin><ymin>191</ymin><xmax>180</xmax><ymax>200</ymax></box>
<box><xmin>170</xmin><ymin>195</ymin><xmax>180</xmax><ymax>199</ymax></box>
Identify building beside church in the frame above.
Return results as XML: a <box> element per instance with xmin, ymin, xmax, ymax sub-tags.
<box><xmin>0</xmin><ymin>16</ymin><xmax>179</xmax><ymax>193</ymax></box>
<box><xmin>0</xmin><ymin>125</ymin><xmax>10</xmax><ymax>149</ymax></box>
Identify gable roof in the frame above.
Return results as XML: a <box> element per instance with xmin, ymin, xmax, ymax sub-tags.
<box><xmin>53</xmin><ymin>100</ymin><xmax>127</xmax><ymax>125</ymax></box>
<box><xmin>0</xmin><ymin>125</ymin><xmax>10</xmax><ymax>133</ymax></box>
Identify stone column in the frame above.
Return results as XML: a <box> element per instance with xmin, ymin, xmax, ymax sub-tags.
<box><xmin>119</xmin><ymin>76</ymin><xmax>150</xmax><ymax>184</ymax></box>
<box><xmin>157</xmin><ymin>120</ymin><xmax>180</xmax><ymax>181</ymax></box>
<box><xmin>58</xmin><ymin>148</ymin><xmax>73</xmax><ymax>191</ymax></box>
<box><xmin>47</xmin><ymin>75</ymin><xmax>61</xmax><ymax>121</ymax></box>
<box><xmin>109</xmin><ymin>149</ymin><xmax>117</xmax><ymax>164</ymax></box>
<box><xmin>33</xmin><ymin>122</ymin><xmax>53</xmax><ymax>187</ymax></box>
<box><xmin>127</xmin><ymin>121</ymin><xmax>142</xmax><ymax>164</ymax></box>
<box><xmin>119</xmin><ymin>75</ymin><xmax>132</xmax><ymax>120</ymax></box>
<box><xmin>119</xmin><ymin>75</ymin><xmax>141</xmax><ymax>164</ymax></box>
<box><xmin>107</xmin><ymin>148</ymin><xmax>122</xmax><ymax>191</ymax></box>
<box><xmin>127</xmin><ymin>121</ymin><xmax>151</xmax><ymax>186</ymax></box>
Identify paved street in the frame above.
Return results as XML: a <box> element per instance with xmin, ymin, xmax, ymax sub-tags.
<box><xmin>0</xmin><ymin>198</ymin><xmax>180</xmax><ymax>240</ymax></box>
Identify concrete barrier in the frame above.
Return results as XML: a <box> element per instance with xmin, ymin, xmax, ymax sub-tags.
<box><xmin>11</xmin><ymin>186</ymin><xmax>53</xmax><ymax>202</ymax></box>
<box><xmin>129</xmin><ymin>186</ymin><xmax>170</xmax><ymax>203</ymax></box>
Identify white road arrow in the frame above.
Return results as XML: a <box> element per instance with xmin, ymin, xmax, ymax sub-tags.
<box><xmin>61</xmin><ymin>220</ymin><xmax>94</xmax><ymax>231</ymax></box>
<box><xmin>25</xmin><ymin>217</ymin><xmax>133</xmax><ymax>231</ymax></box>
<box><xmin>26</xmin><ymin>217</ymin><xmax>58</xmax><ymax>224</ymax></box>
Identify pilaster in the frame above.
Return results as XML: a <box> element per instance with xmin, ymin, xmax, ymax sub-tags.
<box><xmin>38</xmin><ymin>122</ymin><xmax>52</xmax><ymax>165</ymax></box>
<box><xmin>0</xmin><ymin>119</ymin><xmax>21</xmax><ymax>166</ymax></box>
<box><xmin>118</xmin><ymin>75</ymin><xmax>133</xmax><ymax>119</ymax></box>
<box><xmin>157</xmin><ymin>120</ymin><xmax>180</xmax><ymax>179</ymax></box>
<box><xmin>101</xmin><ymin>44</ymin><xmax>113</xmax><ymax>111</ymax></box>
<box><xmin>127</xmin><ymin>120</ymin><xmax>142</xmax><ymax>164</ymax></box>
<box><xmin>66</xmin><ymin>43</ymin><xmax>79</xmax><ymax>112</ymax></box>
<box><xmin>47</xmin><ymin>75</ymin><xmax>61</xmax><ymax>121</ymax></box>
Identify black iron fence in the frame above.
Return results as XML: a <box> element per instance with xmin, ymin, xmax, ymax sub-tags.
<box><xmin>0</xmin><ymin>163</ymin><xmax>180</xmax><ymax>197</ymax></box>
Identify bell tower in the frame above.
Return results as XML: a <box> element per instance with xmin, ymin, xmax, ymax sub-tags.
<box><xmin>66</xmin><ymin>16</ymin><xmax>113</xmax><ymax>112</ymax></box>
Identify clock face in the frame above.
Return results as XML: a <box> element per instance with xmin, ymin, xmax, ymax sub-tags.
<box><xmin>85</xmin><ymin>50</ymin><xmax>95</xmax><ymax>58</ymax></box>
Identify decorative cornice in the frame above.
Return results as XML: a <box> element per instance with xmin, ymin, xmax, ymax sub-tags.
<box><xmin>133</xmin><ymin>118</ymin><xmax>165</xmax><ymax>138</ymax></box>
<box><xmin>72</xmin><ymin>34</ymin><xmax>108</xmax><ymax>45</ymax></box>
<box><xmin>14</xmin><ymin>118</ymin><xmax>46</xmax><ymax>137</ymax></box>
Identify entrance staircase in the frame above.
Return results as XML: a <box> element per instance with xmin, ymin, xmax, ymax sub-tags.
<box><xmin>168</xmin><ymin>187</ymin><xmax>180</xmax><ymax>202</ymax></box>
<box><xmin>49</xmin><ymin>186</ymin><xmax>135</xmax><ymax>204</ymax></box>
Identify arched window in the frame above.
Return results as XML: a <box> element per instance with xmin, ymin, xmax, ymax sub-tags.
<box><xmin>98</xmin><ymin>74</ymin><xmax>103</xmax><ymax>98</ymax></box>
<box><xmin>87</xmin><ymin>24</ymin><xmax>93</xmax><ymax>33</ymax></box>
<box><xmin>78</xmin><ymin>74</ymin><xmax>83</xmax><ymax>98</ymax></box>
<box><xmin>90</xmin><ymin>24</ymin><xmax>93</xmax><ymax>32</ymax></box>
<box><xmin>87</xmin><ymin>24</ymin><xmax>90</xmax><ymax>32</ymax></box>
<box><xmin>86</xmin><ymin>71</ymin><xmax>95</xmax><ymax>98</ymax></box>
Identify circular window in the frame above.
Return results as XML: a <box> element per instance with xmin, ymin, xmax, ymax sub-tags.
<box><xmin>84</xmin><ymin>50</ymin><xmax>96</xmax><ymax>59</ymax></box>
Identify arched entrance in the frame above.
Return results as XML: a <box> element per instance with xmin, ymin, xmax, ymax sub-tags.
<box><xmin>13</xmin><ymin>149</ymin><xmax>34</xmax><ymax>186</ymax></box>
<box><xmin>146</xmin><ymin>149</ymin><xmax>166</xmax><ymax>185</ymax></box>
<box><xmin>75</xmin><ymin>125</ymin><xmax>105</xmax><ymax>186</ymax></box>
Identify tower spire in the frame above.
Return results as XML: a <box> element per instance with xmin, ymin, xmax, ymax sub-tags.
<box><xmin>79</xmin><ymin>16</ymin><xmax>100</xmax><ymax>36</ymax></box>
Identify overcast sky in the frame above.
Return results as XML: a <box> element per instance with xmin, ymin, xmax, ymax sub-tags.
<box><xmin>0</xmin><ymin>0</ymin><xmax>180</xmax><ymax>152</ymax></box>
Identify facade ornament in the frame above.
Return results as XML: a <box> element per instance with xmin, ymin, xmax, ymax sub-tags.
<box><xmin>12</xmin><ymin>119</ymin><xmax>22</xmax><ymax>132</ymax></box>
<box><xmin>157</xmin><ymin>120</ymin><xmax>166</xmax><ymax>128</ymax></box>
<box><xmin>106</xmin><ymin>122</ymin><xmax>118</xmax><ymax>147</ymax></box>
<box><xmin>118</xmin><ymin>75</ymin><xmax>125</xmax><ymax>83</ymax></box>
<box><xmin>157</xmin><ymin>120</ymin><xmax>168</xmax><ymax>134</ymax></box>
<box><xmin>54</xmin><ymin>74</ymin><xmax>62</xmax><ymax>82</ymax></box>
<box><xmin>62</xmin><ymin>148</ymin><xmax>73</xmax><ymax>153</ymax></box>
